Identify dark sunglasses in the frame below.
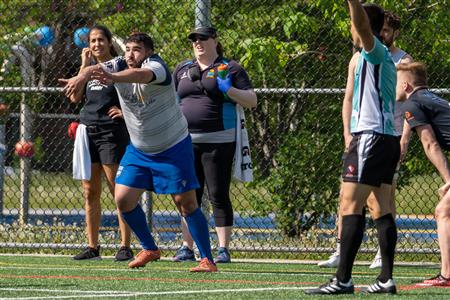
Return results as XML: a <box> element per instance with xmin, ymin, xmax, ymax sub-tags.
<box><xmin>189</xmin><ymin>34</ymin><xmax>210</xmax><ymax>43</ymax></box>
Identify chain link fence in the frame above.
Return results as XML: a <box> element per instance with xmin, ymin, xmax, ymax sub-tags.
<box><xmin>0</xmin><ymin>0</ymin><xmax>450</xmax><ymax>260</ymax></box>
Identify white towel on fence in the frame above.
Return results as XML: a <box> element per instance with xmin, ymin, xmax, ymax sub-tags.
<box><xmin>72</xmin><ymin>124</ymin><xmax>91</xmax><ymax>180</ymax></box>
<box><xmin>233</xmin><ymin>104</ymin><xmax>253</xmax><ymax>182</ymax></box>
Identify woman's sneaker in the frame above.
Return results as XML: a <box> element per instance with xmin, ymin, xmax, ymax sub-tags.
<box><xmin>214</xmin><ymin>247</ymin><xmax>231</xmax><ymax>263</ymax></box>
<box><xmin>304</xmin><ymin>277</ymin><xmax>354</xmax><ymax>295</ymax></box>
<box><xmin>361</xmin><ymin>279</ymin><xmax>396</xmax><ymax>294</ymax></box>
<box><xmin>172</xmin><ymin>246</ymin><xmax>196</xmax><ymax>262</ymax></box>
<box><xmin>115</xmin><ymin>246</ymin><xmax>134</xmax><ymax>262</ymax></box>
<box><xmin>317</xmin><ymin>251</ymin><xmax>340</xmax><ymax>268</ymax></box>
<box><xmin>369</xmin><ymin>249</ymin><xmax>382</xmax><ymax>269</ymax></box>
<box><xmin>73</xmin><ymin>246</ymin><xmax>101</xmax><ymax>260</ymax></box>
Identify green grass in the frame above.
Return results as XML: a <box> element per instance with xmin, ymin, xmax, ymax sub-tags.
<box><xmin>0</xmin><ymin>255</ymin><xmax>448</xmax><ymax>299</ymax></box>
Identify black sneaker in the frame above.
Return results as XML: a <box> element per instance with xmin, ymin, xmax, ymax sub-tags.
<box><xmin>361</xmin><ymin>279</ymin><xmax>397</xmax><ymax>294</ymax></box>
<box><xmin>115</xmin><ymin>246</ymin><xmax>134</xmax><ymax>262</ymax></box>
<box><xmin>73</xmin><ymin>246</ymin><xmax>101</xmax><ymax>260</ymax></box>
<box><xmin>172</xmin><ymin>245</ymin><xmax>196</xmax><ymax>262</ymax></box>
<box><xmin>304</xmin><ymin>277</ymin><xmax>354</xmax><ymax>295</ymax></box>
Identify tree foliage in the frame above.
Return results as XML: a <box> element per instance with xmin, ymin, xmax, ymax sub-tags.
<box><xmin>1</xmin><ymin>0</ymin><xmax>450</xmax><ymax>234</ymax></box>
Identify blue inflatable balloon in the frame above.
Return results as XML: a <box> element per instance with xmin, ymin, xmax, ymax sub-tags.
<box><xmin>34</xmin><ymin>26</ymin><xmax>54</xmax><ymax>47</ymax></box>
<box><xmin>74</xmin><ymin>27</ymin><xmax>90</xmax><ymax>48</ymax></box>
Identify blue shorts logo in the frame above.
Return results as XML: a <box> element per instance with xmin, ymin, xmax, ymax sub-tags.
<box><xmin>116</xmin><ymin>166</ymin><xmax>124</xmax><ymax>178</ymax></box>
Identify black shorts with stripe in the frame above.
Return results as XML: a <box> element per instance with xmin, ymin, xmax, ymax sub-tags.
<box><xmin>342</xmin><ymin>131</ymin><xmax>400</xmax><ymax>187</ymax></box>
<box><xmin>86</xmin><ymin>123</ymin><xmax>130</xmax><ymax>165</ymax></box>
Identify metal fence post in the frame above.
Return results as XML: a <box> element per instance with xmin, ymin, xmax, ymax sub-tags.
<box><xmin>142</xmin><ymin>191</ymin><xmax>153</xmax><ymax>231</ymax></box>
<box><xmin>19</xmin><ymin>93</ymin><xmax>32</xmax><ymax>225</ymax></box>
<box><xmin>0</xmin><ymin>99</ymin><xmax>5</xmax><ymax>215</ymax></box>
<box><xmin>195</xmin><ymin>0</ymin><xmax>211</xmax><ymax>28</ymax></box>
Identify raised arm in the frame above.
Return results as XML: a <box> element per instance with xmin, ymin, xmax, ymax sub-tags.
<box><xmin>78</xmin><ymin>48</ymin><xmax>92</xmax><ymax>73</ymax></box>
<box><xmin>416</xmin><ymin>124</ymin><xmax>450</xmax><ymax>183</ymax></box>
<box><xmin>342</xmin><ymin>52</ymin><xmax>359</xmax><ymax>149</ymax></box>
<box><xmin>347</xmin><ymin>0</ymin><xmax>374</xmax><ymax>52</ymax></box>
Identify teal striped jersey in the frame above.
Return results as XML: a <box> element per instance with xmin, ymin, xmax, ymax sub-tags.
<box><xmin>351</xmin><ymin>37</ymin><xmax>397</xmax><ymax>135</ymax></box>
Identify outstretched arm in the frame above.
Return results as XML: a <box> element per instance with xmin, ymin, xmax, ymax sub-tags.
<box><xmin>347</xmin><ymin>0</ymin><xmax>374</xmax><ymax>52</ymax></box>
<box><xmin>91</xmin><ymin>67</ymin><xmax>153</xmax><ymax>85</ymax></box>
<box><xmin>58</xmin><ymin>65</ymin><xmax>99</xmax><ymax>103</ymax></box>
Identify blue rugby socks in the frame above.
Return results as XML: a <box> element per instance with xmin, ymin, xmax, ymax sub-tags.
<box><xmin>185</xmin><ymin>208</ymin><xmax>214</xmax><ymax>262</ymax></box>
<box><xmin>122</xmin><ymin>205</ymin><xmax>158</xmax><ymax>251</ymax></box>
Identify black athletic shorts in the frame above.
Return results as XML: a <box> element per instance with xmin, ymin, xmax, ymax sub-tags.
<box><xmin>86</xmin><ymin>123</ymin><xmax>130</xmax><ymax>165</ymax></box>
<box><xmin>342</xmin><ymin>131</ymin><xmax>400</xmax><ymax>187</ymax></box>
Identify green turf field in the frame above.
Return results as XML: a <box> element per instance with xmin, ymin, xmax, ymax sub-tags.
<box><xmin>0</xmin><ymin>255</ymin><xmax>448</xmax><ymax>299</ymax></box>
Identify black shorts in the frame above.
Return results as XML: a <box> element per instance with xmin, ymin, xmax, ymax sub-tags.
<box><xmin>86</xmin><ymin>123</ymin><xmax>130</xmax><ymax>165</ymax></box>
<box><xmin>342</xmin><ymin>131</ymin><xmax>400</xmax><ymax>187</ymax></box>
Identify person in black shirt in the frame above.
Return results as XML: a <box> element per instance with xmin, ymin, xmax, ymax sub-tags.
<box><xmin>397</xmin><ymin>62</ymin><xmax>450</xmax><ymax>287</ymax></box>
<box><xmin>71</xmin><ymin>25</ymin><xmax>132</xmax><ymax>262</ymax></box>
<box><xmin>172</xmin><ymin>26</ymin><xmax>257</xmax><ymax>263</ymax></box>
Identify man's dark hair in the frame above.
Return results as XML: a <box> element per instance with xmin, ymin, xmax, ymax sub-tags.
<box><xmin>384</xmin><ymin>11</ymin><xmax>401</xmax><ymax>31</ymax></box>
<box><xmin>126</xmin><ymin>33</ymin><xmax>154</xmax><ymax>51</ymax></box>
<box><xmin>363</xmin><ymin>3</ymin><xmax>385</xmax><ymax>35</ymax></box>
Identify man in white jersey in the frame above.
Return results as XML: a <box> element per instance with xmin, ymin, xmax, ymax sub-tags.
<box><xmin>306</xmin><ymin>1</ymin><xmax>398</xmax><ymax>295</ymax></box>
<box><xmin>319</xmin><ymin>10</ymin><xmax>413</xmax><ymax>270</ymax></box>
<box><xmin>60</xmin><ymin>33</ymin><xmax>217</xmax><ymax>272</ymax></box>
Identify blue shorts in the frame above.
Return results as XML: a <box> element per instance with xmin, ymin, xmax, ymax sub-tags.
<box><xmin>115</xmin><ymin>136</ymin><xmax>199</xmax><ymax>194</ymax></box>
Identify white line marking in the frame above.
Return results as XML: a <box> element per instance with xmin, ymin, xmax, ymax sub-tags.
<box><xmin>0</xmin><ymin>288</ymin><xmax>130</xmax><ymax>294</ymax></box>
<box><xmin>0</xmin><ymin>286</ymin><xmax>316</xmax><ymax>300</ymax></box>
<box><xmin>0</xmin><ymin>254</ymin><xmax>439</xmax><ymax>267</ymax></box>
<box><xmin>0</xmin><ymin>294</ymin><xmax>139</xmax><ymax>300</ymax></box>
<box><xmin>168</xmin><ymin>269</ymin><xmax>424</xmax><ymax>280</ymax></box>
<box><xmin>0</xmin><ymin>265</ymin><xmax>425</xmax><ymax>280</ymax></box>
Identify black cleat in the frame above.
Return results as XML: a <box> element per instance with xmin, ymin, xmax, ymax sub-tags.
<box><xmin>304</xmin><ymin>277</ymin><xmax>354</xmax><ymax>295</ymax></box>
<box><xmin>115</xmin><ymin>246</ymin><xmax>134</xmax><ymax>262</ymax></box>
<box><xmin>73</xmin><ymin>246</ymin><xmax>101</xmax><ymax>260</ymax></box>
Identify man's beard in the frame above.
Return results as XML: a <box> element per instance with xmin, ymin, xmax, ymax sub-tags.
<box><xmin>383</xmin><ymin>37</ymin><xmax>394</xmax><ymax>48</ymax></box>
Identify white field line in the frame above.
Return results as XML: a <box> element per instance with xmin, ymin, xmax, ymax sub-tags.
<box><xmin>0</xmin><ymin>287</ymin><xmax>131</xmax><ymax>294</ymax></box>
<box><xmin>0</xmin><ymin>254</ymin><xmax>439</xmax><ymax>267</ymax></box>
<box><xmin>167</xmin><ymin>269</ymin><xmax>425</xmax><ymax>280</ymax></box>
<box><xmin>0</xmin><ymin>265</ymin><xmax>425</xmax><ymax>280</ymax></box>
<box><xmin>0</xmin><ymin>286</ymin><xmax>319</xmax><ymax>300</ymax></box>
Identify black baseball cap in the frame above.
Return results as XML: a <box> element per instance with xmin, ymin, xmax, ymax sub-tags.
<box><xmin>188</xmin><ymin>27</ymin><xmax>217</xmax><ymax>40</ymax></box>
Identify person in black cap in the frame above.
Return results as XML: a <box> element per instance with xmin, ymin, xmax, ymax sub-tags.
<box><xmin>172</xmin><ymin>26</ymin><xmax>257</xmax><ymax>263</ymax></box>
